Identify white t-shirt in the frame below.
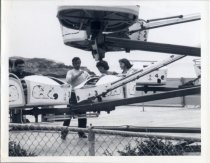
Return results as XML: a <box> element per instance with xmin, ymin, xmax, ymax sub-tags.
<box><xmin>119</xmin><ymin>68</ymin><xmax>138</xmax><ymax>98</ymax></box>
<box><xmin>66</xmin><ymin>69</ymin><xmax>89</xmax><ymax>88</ymax></box>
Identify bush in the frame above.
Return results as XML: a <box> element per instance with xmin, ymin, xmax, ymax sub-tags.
<box><xmin>9</xmin><ymin>141</ymin><xmax>36</xmax><ymax>156</ymax></box>
<box><xmin>117</xmin><ymin>138</ymin><xmax>184</xmax><ymax>156</ymax></box>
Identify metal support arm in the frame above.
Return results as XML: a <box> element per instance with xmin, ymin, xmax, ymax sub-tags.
<box><xmin>130</xmin><ymin>14</ymin><xmax>201</xmax><ymax>33</ymax></box>
<box><xmin>105</xmin><ymin>37</ymin><xmax>200</xmax><ymax>57</ymax></box>
<box><xmin>22</xmin><ymin>85</ymin><xmax>200</xmax><ymax>116</ymax></box>
<box><xmin>72</xmin><ymin>86</ymin><xmax>200</xmax><ymax>112</ymax></box>
<box><xmin>144</xmin><ymin>14</ymin><xmax>201</xmax><ymax>31</ymax></box>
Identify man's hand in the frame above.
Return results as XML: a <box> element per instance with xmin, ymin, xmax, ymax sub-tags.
<box><xmin>82</xmin><ymin>67</ymin><xmax>91</xmax><ymax>73</ymax></box>
<box><xmin>112</xmin><ymin>72</ymin><xmax>118</xmax><ymax>75</ymax></box>
<box><xmin>80</xmin><ymin>70</ymin><xmax>85</xmax><ymax>74</ymax></box>
<box><xmin>77</xmin><ymin>70</ymin><xmax>84</xmax><ymax>77</ymax></box>
<box><xmin>71</xmin><ymin>70</ymin><xmax>84</xmax><ymax>82</ymax></box>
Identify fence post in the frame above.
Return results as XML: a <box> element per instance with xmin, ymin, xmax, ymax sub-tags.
<box><xmin>180</xmin><ymin>77</ymin><xmax>186</xmax><ymax>107</ymax></box>
<box><xmin>88</xmin><ymin>125</ymin><xmax>95</xmax><ymax>156</ymax></box>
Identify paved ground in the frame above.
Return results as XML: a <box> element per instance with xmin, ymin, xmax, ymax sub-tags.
<box><xmin>27</xmin><ymin>105</ymin><xmax>201</xmax><ymax>128</ymax></box>
<box><xmin>9</xmin><ymin>106</ymin><xmax>201</xmax><ymax>156</ymax></box>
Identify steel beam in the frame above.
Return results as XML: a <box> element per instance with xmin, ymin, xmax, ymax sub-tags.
<box><xmin>105</xmin><ymin>37</ymin><xmax>201</xmax><ymax>57</ymax></box>
<box><xmin>92</xmin><ymin>126</ymin><xmax>201</xmax><ymax>133</ymax></box>
<box><xmin>129</xmin><ymin>14</ymin><xmax>201</xmax><ymax>33</ymax></box>
<box><xmin>71</xmin><ymin>86</ymin><xmax>200</xmax><ymax>111</ymax></box>
<box><xmin>136</xmin><ymin>86</ymin><xmax>179</xmax><ymax>92</ymax></box>
<box><xmin>144</xmin><ymin>14</ymin><xmax>200</xmax><ymax>30</ymax></box>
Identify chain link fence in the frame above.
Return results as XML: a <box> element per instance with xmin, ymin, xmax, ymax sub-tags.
<box><xmin>9</xmin><ymin>123</ymin><xmax>201</xmax><ymax>156</ymax></box>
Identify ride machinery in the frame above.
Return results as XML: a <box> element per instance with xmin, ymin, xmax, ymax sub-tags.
<box><xmin>9</xmin><ymin>6</ymin><xmax>201</xmax><ymax>121</ymax></box>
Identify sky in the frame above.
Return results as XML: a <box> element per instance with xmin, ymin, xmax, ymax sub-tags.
<box><xmin>2</xmin><ymin>0</ymin><xmax>204</xmax><ymax>78</ymax></box>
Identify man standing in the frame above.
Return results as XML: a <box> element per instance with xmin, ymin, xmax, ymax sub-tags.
<box><xmin>61</xmin><ymin>57</ymin><xmax>89</xmax><ymax>139</ymax></box>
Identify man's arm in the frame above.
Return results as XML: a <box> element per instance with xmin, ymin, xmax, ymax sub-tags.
<box><xmin>66</xmin><ymin>70</ymin><xmax>84</xmax><ymax>84</ymax></box>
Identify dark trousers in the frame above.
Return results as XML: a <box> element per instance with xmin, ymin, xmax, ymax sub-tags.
<box><xmin>63</xmin><ymin>117</ymin><xmax>87</xmax><ymax>136</ymax></box>
<box><xmin>62</xmin><ymin>91</ymin><xmax>87</xmax><ymax>136</ymax></box>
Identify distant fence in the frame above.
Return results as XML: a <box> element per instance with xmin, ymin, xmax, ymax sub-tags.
<box><xmin>135</xmin><ymin>78</ymin><xmax>200</xmax><ymax>107</ymax></box>
<box><xmin>9</xmin><ymin>124</ymin><xmax>201</xmax><ymax>156</ymax></box>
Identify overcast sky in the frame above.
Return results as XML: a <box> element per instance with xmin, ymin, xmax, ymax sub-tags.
<box><xmin>3</xmin><ymin>0</ymin><xmax>204</xmax><ymax>77</ymax></box>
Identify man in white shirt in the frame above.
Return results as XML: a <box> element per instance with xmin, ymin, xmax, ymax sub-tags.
<box><xmin>66</xmin><ymin>59</ymin><xmax>89</xmax><ymax>88</ymax></box>
<box><xmin>61</xmin><ymin>57</ymin><xmax>90</xmax><ymax>139</ymax></box>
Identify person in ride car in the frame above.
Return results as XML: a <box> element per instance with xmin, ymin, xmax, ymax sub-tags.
<box><xmin>9</xmin><ymin>59</ymin><xmax>33</xmax><ymax>123</ymax></box>
<box><xmin>12</xmin><ymin>59</ymin><xmax>33</xmax><ymax>78</ymax></box>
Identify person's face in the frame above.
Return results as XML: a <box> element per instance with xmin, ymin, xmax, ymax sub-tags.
<box><xmin>97</xmin><ymin>66</ymin><xmax>106</xmax><ymax>74</ymax></box>
<box><xmin>16</xmin><ymin>63</ymin><xmax>25</xmax><ymax>72</ymax></box>
<box><xmin>119</xmin><ymin>62</ymin><xmax>126</xmax><ymax>70</ymax></box>
<box><xmin>73</xmin><ymin>60</ymin><xmax>81</xmax><ymax>70</ymax></box>
<box><xmin>9</xmin><ymin>64</ymin><xmax>13</xmax><ymax>73</ymax></box>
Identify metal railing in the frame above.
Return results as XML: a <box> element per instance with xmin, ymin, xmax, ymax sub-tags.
<box><xmin>9</xmin><ymin>123</ymin><xmax>201</xmax><ymax>156</ymax></box>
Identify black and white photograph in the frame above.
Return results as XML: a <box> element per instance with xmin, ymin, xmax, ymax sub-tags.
<box><xmin>1</xmin><ymin>0</ymin><xmax>210</xmax><ymax>162</ymax></box>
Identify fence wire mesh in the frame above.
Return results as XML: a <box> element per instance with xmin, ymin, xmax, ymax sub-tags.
<box><xmin>9</xmin><ymin>124</ymin><xmax>201</xmax><ymax>156</ymax></box>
